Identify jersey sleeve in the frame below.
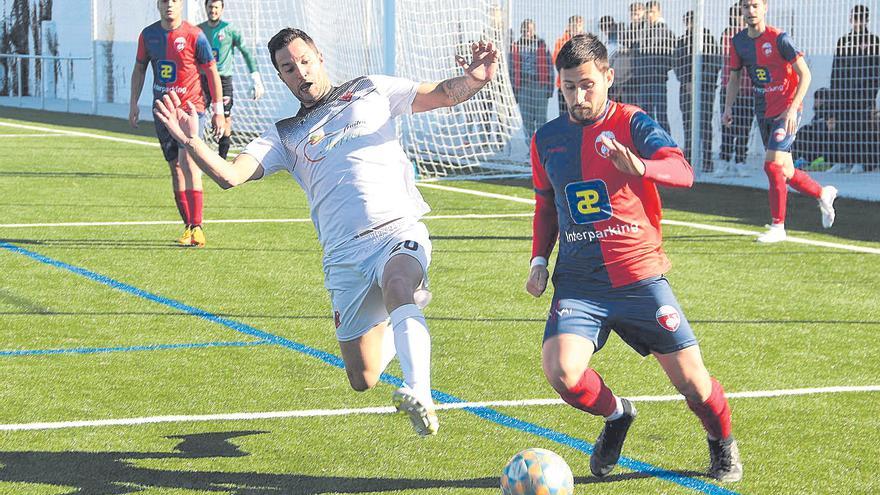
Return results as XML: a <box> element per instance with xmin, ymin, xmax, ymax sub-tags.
<box><xmin>530</xmin><ymin>134</ymin><xmax>559</xmax><ymax>259</ymax></box>
<box><xmin>136</xmin><ymin>32</ymin><xmax>148</xmax><ymax>64</ymax></box>
<box><xmin>231</xmin><ymin>28</ymin><xmax>258</xmax><ymax>73</ymax></box>
<box><xmin>242</xmin><ymin>125</ymin><xmax>289</xmax><ymax>177</ymax></box>
<box><xmin>776</xmin><ymin>32</ymin><xmax>803</xmax><ymax>62</ymax></box>
<box><xmin>728</xmin><ymin>35</ymin><xmax>742</xmax><ymax>71</ymax></box>
<box><xmin>369</xmin><ymin>75</ymin><xmax>419</xmax><ymax>118</ymax></box>
<box><xmin>630</xmin><ymin>112</ymin><xmax>694</xmax><ymax>188</ymax></box>
<box><xmin>194</xmin><ymin>32</ymin><xmax>215</xmax><ymax>68</ymax></box>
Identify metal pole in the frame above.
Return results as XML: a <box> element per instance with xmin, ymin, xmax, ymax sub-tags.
<box><xmin>41</xmin><ymin>54</ymin><xmax>46</xmax><ymax>110</ymax></box>
<box><xmin>689</xmin><ymin>0</ymin><xmax>706</xmax><ymax>172</ymax></box>
<box><xmin>67</xmin><ymin>58</ymin><xmax>72</xmax><ymax>112</ymax></box>
<box><xmin>383</xmin><ymin>0</ymin><xmax>395</xmax><ymax>76</ymax></box>
<box><xmin>17</xmin><ymin>56</ymin><xmax>22</xmax><ymax>106</ymax></box>
<box><xmin>91</xmin><ymin>0</ymin><xmax>99</xmax><ymax>114</ymax></box>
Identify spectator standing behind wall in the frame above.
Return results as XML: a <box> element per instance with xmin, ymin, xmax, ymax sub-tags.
<box><xmin>829</xmin><ymin>4</ymin><xmax>880</xmax><ymax>173</ymax></box>
<box><xmin>717</xmin><ymin>4</ymin><xmax>754</xmax><ymax>178</ymax></box>
<box><xmin>793</xmin><ymin>87</ymin><xmax>841</xmax><ymax>170</ymax></box>
<box><xmin>636</xmin><ymin>0</ymin><xmax>676</xmax><ymax>132</ymax></box>
<box><xmin>510</xmin><ymin>19</ymin><xmax>554</xmax><ymax>145</ymax></box>
<box><xmin>552</xmin><ymin>15</ymin><xmax>585</xmax><ymax>115</ymax></box>
<box><xmin>617</xmin><ymin>3</ymin><xmax>647</xmax><ymax>106</ymax></box>
<box><xmin>675</xmin><ymin>10</ymin><xmax>721</xmax><ymax>172</ymax></box>
<box><xmin>599</xmin><ymin>16</ymin><xmax>625</xmax><ymax>103</ymax></box>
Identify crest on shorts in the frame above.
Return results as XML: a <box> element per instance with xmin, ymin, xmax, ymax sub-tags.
<box><xmin>655</xmin><ymin>305</ymin><xmax>681</xmax><ymax>332</ymax></box>
<box><xmin>334</xmin><ymin>310</ymin><xmax>341</xmax><ymax>328</ymax></box>
<box><xmin>773</xmin><ymin>128</ymin><xmax>787</xmax><ymax>142</ymax></box>
<box><xmin>594</xmin><ymin>131</ymin><xmax>616</xmax><ymax>158</ymax></box>
<box><xmin>174</xmin><ymin>36</ymin><xmax>186</xmax><ymax>52</ymax></box>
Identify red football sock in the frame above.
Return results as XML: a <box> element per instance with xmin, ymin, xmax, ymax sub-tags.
<box><xmin>686</xmin><ymin>377</ymin><xmax>732</xmax><ymax>440</ymax></box>
<box><xmin>174</xmin><ymin>191</ymin><xmax>190</xmax><ymax>225</ymax></box>
<box><xmin>764</xmin><ymin>161</ymin><xmax>787</xmax><ymax>225</ymax></box>
<box><xmin>557</xmin><ymin>368</ymin><xmax>617</xmax><ymax>417</ymax></box>
<box><xmin>186</xmin><ymin>190</ymin><xmax>203</xmax><ymax>226</ymax></box>
<box><xmin>788</xmin><ymin>169</ymin><xmax>822</xmax><ymax>198</ymax></box>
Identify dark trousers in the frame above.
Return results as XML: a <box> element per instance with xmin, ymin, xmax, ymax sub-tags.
<box><xmin>720</xmin><ymin>94</ymin><xmax>753</xmax><ymax>164</ymax></box>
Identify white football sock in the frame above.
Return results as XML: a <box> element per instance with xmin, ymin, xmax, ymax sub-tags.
<box><xmin>604</xmin><ymin>396</ymin><xmax>624</xmax><ymax>421</ymax></box>
<box><xmin>389</xmin><ymin>303</ymin><xmax>433</xmax><ymax>408</ymax></box>
<box><xmin>379</xmin><ymin>322</ymin><xmax>397</xmax><ymax>373</ymax></box>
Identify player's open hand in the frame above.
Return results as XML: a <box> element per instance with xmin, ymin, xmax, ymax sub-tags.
<box><xmin>456</xmin><ymin>40</ymin><xmax>499</xmax><ymax>85</ymax></box>
<box><xmin>600</xmin><ymin>135</ymin><xmax>645</xmax><ymax>176</ymax></box>
<box><xmin>211</xmin><ymin>112</ymin><xmax>224</xmax><ymax>140</ymax></box>
<box><xmin>128</xmin><ymin>104</ymin><xmax>139</xmax><ymax>129</ymax></box>
<box><xmin>153</xmin><ymin>91</ymin><xmax>199</xmax><ymax>145</ymax></box>
<box><xmin>782</xmin><ymin>107</ymin><xmax>799</xmax><ymax>137</ymax></box>
<box><xmin>721</xmin><ymin>108</ymin><xmax>733</xmax><ymax>127</ymax></box>
<box><xmin>526</xmin><ymin>265</ymin><xmax>549</xmax><ymax>298</ymax></box>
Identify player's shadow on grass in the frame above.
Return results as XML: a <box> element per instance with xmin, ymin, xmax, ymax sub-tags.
<box><xmin>0</xmin><ymin>430</ymin><xmax>705</xmax><ymax>494</ymax></box>
<box><xmin>0</xmin><ymin>170</ymin><xmax>161</xmax><ymax>179</ymax></box>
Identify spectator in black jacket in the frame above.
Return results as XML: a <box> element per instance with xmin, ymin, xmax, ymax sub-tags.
<box><xmin>829</xmin><ymin>4</ymin><xmax>880</xmax><ymax>173</ymax></box>
<box><xmin>794</xmin><ymin>88</ymin><xmax>841</xmax><ymax>170</ymax></box>
<box><xmin>636</xmin><ymin>0</ymin><xmax>676</xmax><ymax>132</ymax></box>
<box><xmin>510</xmin><ymin>19</ymin><xmax>553</xmax><ymax>145</ymax></box>
<box><xmin>675</xmin><ymin>10</ymin><xmax>721</xmax><ymax>172</ymax></box>
<box><xmin>616</xmin><ymin>2</ymin><xmax>647</xmax><ymax>106</ymax></box>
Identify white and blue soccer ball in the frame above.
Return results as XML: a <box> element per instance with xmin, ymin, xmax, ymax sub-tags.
<box><xmin>500</xmin><ymin>448</ymin><xmax>575</xmax><ymax>495</ymax></box>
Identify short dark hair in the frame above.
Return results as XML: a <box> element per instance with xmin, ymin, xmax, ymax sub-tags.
<box><xmin>853</xmin><ymin>4</ymin><xmax>869</xmax><ymax>21</ymax></box>
<box><xmin>645</xmin><ymin>0</ymin><xmax>661</xmax><ymax>11</ymax></box>
<box><xmin>204</xmin><ymin>0</ymin><xmax>222</xmax><ymax>7</ymax></box>
<box><xmin>555</xmin><ymin>33</ymin><xmax>609</xmax><ymax>72</ymax></box>
<box><xmin>629</xmin><ymin>2</ymin><xmax>645</xmax><ymax>12</ymax></box>
<box><xmin>268</xmin><ymin>28</ymin><xmax>318</xmax><ymax>71</ymax></box>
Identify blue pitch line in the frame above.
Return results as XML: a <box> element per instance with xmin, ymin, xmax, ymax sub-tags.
<box><xmin>0</xmin><ymin>340</ymin><xmax>271</xmax><ymax>357</ymax></box>
<box><xmin>0</xmin><ymin>241</ymin><xmax>739</xmax><ymax>495</ymax></box>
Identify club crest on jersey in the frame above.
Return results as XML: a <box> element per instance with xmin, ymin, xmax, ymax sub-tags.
<box><xmin>595</xmin><ymin>131</ymin><xmax>616</xmax><ymax>158</ymax></box>
<box><xmin>656</xmin><ymin>305</ymin><xmax>681</xmax><ymax>332</ymax></box>
<box><xmin>217</xmin><ymin>32</ymin><xmax>226</xmax><ymax>41</ymax></box>
<box><xmin>174</xmin><ymin>36</ymin><xmax>186</xmax><ymax>52</ymax></box>
<box><xmin>339</xmin><ymin>91</ymin><xmax>353</xmax><ymax>102</ymax></box>
<box><xmin>762</xmin><ymin>41</ymin><xmax>773</xmax><ymax>55</ymax></box>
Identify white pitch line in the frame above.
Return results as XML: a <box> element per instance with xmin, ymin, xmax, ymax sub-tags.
<box><xmin>420</xmin><ymin>182</ymin><xmax>880</xmax><ymax>255</ymax></box>
<box><xmin>0</xmin><ymin>121</ymin><xmax>159</xmax><ymax>148</ymax></box>
<box><xmin>1</xmin><ymin>385</ymin><xmax>877</xmax><ymax>432</ymax></box>
<box><xmin>0</xmin><ymin>133</ymin><xmax>67</xmax><ymax>138</ymax></box>
<box><xmin>3</xmin><ymin>121</ymin><xmax>877</xmax><ymax>254</ymax></box>
<box><xmin>0</xmin><ymin>213</ymin><xmax>533</xmax><ymax>229</ymax></box>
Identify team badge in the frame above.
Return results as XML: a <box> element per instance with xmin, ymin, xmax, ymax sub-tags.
<box><xmin>655</xmin><ymin>305</ymin><xmax>681</xmax><ymax>332</ymax></box>
<box><xmin>334</xmin><ymin>310</ymin><xmax>341</xmax><ymax>328</ymax></box>
<box><xmin>773</xmin><ymin>128</ymin><xmax>787</xmax><ymax>142</ymax></box>
<box><xmin>762</xmin><ymin>41</ymin><xmax>773</xmax><ymax>55</ymax></box>
<box><xmin>564</xmin><ymin>179</ymin><xmax>613</xmax><ymax>224</ymax></box>
<box><xmin>308</xmin><ymin>130</ymin><xmax>325</xmax><ymax>145</ymax></box>
<box><xmin>339</xmin><ymin>91</ymin><xmax>353</xmax><ymax>102</ymax></box>
<box><xmin>594</xmin><ymin>131</ymin><xmax>616</xmax><ymax>158</ymax></box>
<box><xmin>218</xmin><ymin>32</ymin><xmax>226</xmax><ymax>41</ymax></box>
<box><xmin>174</xmin><ymin>36</ymin><xmax>186</xmax><ymax>52</ymax></box>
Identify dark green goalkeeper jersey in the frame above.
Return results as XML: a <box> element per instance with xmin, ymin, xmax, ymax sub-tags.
<box><xmin>197</xmin><ymin>20</ymin><xmax>257</xmax><ymax>77</ymax></box>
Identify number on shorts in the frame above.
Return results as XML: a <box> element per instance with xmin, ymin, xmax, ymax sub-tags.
<box><xmin>391</xmin><ymin>240</ymin><xmax>419</xmax><ymax>254</ymax></box>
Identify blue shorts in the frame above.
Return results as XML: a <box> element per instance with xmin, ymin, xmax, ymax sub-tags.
<box><xmin>543</xmin><ymin>276</ymin><xmax>698</xmax><ymax>356</ymax></box>
<box><xmin>758</xmin><ymin>113</ymin><xmax>800</xmax><ymax>152</ymax></box>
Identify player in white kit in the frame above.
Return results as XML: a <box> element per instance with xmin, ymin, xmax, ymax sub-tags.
<box><xmin>153</xmin><ymin>27</ymin><xmax>499</xmax><ymax>436</ymax></box>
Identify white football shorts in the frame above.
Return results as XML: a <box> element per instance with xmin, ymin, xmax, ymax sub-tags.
<box><xmin>323</xmin><ymin>220</ymin><xmax>432</xmax><ymax>342</ymax></box>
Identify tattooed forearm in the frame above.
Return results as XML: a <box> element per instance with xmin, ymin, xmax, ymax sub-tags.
<box><xmin>440</xmin><ymin>75</ymin><xmax>484</xmax><ymax>105</ymax></box>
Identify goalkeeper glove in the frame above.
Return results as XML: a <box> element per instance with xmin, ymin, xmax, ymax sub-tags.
<box><xmin>251</xmin><ymin>72</ymin><xmax>265</xmax><ymax>100</ymax></box>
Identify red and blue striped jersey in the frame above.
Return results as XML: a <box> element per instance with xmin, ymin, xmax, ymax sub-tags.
<box><xmin>531</xmin><ymin>101</ymin><xmax>694</xmax><ymax>294</ymax></box>
<box><xmin>136</xmin><ymin>21</ymin><xmax>215</xmax><ymax>113</ymax></box>
<box><xmin>729</xmin><ymin>26</ymin><xmax>804</xmax><ymax>118</ymax></box>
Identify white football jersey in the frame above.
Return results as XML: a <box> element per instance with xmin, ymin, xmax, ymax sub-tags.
<box><xmin>242</xmin><ymin>75</ymin><xmax>430</xmax><ymax>254</ymax></box>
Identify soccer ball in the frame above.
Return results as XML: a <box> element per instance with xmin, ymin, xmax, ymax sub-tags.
<box><xmin>500</xmin><ymin>448</ymin><xmax>575</xmax><ymax>495</ymax></box>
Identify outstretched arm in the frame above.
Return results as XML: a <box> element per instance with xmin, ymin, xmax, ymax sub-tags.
<box><xmin>154</xmin><ymin>91</ymin><xmax>262</xmax><ymax>189</ymax></box>
<box><xmin>412</xmin><ymin>40</ymin><xmax>499</xmax><ymax>113</ymax></box>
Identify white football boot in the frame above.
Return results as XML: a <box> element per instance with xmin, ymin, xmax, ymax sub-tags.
<box><xmin>819</xmin><ymin>185</ymin><xmax>838</xmax><ymax>228</ymax></box>
<box><xmin>392</xmin><ymin>387</ymin><xmax>438</xmax><ymax>437</ymax></box>
<box><xmin>757</xmin><ymin>224</ymin><xmax>787</xmax><ymax>243</ymax></box>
